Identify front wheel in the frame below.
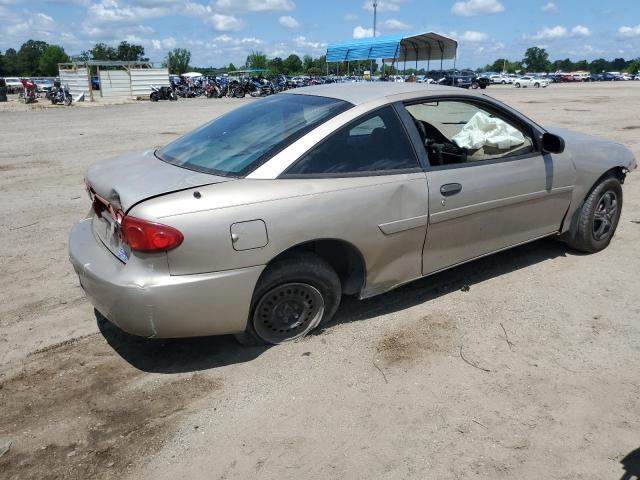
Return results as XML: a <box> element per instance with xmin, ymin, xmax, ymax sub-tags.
<box><xmin>233</xmin><ymin>86</ymin><xmax>245</xmax><ymax>98</ymax></box>
<box><xmin>534</xmin><ymin>82</ymin><xmax>540</xmax><ymax>88</ymax></box>
<box><xmin>566</xmin><ymin>176</ymin><xmax>623</xmax><ymax>253</ymax></box>
<box><xmin>515</xmin><ymin>83</ymin><xmax>521</xmax><ymax>88</ymax></box>
<box><xmin>471</xmin><ymin>81</ymin><xmax>479</xmax><ymax>89</ymax></box>
<box><xmin>150</xmin><ymin>92</ymin><xmax>159</xmax><ymax>102</ymax></box>
<box><xmin>64</xmin><ymin>95</ymin><xmax>72</xmax><ymax>106</ymax></box>
<box><xmin>238</xmin><ymin>253</ymin><xmax>341</xmax><ymax>345</ymax></box>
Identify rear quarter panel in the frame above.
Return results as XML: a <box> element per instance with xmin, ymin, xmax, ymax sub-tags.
<box><xmin>130</xmin><ymin>174</ymin><xmax>429</xmax><ymax>297</ymax></box>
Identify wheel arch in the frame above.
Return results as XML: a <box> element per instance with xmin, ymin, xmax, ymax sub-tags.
<box><xmin>263</xmin><ymin>238</ymin><xmax>367</xmax><ymax>296</ymax></box>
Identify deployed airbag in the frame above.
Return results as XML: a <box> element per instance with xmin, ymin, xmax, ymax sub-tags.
<box><xmin>452</xmin><ymin>112</ymin><xmax>525</xmax><ymax>150</ymax></box>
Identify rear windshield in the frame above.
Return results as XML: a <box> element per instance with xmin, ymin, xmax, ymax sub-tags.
<box><xmin>156</xmin><ymin>94</ymin><xmax>351</xmax><ymax>177</ymax></box>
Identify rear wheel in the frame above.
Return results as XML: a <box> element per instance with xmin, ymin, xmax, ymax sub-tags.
<box><xmin>566</xmin><ymin>176</ymin><xmax>623</xmax><ymax>253</ymax></box>
<box><xmin>237</xmin><ymin>253</ymin><xmax>341</xmax><ymax>345</ymax></box>
<box><xmin>515</xmin><ymin>82</ymin><xmax>521</xmax><ymax>88</ymax></box>
<box><xmin>534</xmin><ymin>82</ymin><xmax>540</xmax><ymax>88</ymax></box>
<box><xmin>233</xmin><ymin>86</ymin><xmax>245</xmax><ymax>98</ymax></box>
<box><xmin>471</xmin><ymin>81</ymin><xmax>479</xmax><ymax>89</ymax></box>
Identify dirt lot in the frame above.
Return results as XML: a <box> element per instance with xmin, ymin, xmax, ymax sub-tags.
<box><xmin>1</xmin><ymin>82</ymin><xmax>639</xmax><ymax>480</ymax></box>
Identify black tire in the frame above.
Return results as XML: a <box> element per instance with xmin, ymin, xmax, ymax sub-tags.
<box><xmin>233</xmin><ymin>86</ymin><xmax>245</xmax><ymax>98</ymax></box>
<box><xmin>471</xmin><ymin>81</ymin><xmax>479</xmax><ymax>89</ymax></box>
<box><xmin>150</xmin><ymin>92</ymin><xmax>159</xmax><ymax>102</ymax></box>
<box><xmin>64</xmin><ymin>96</ymin><xmax>72</xmax><ymax>106</ymax></box>
<box><xmin>51</xmin><ymin>98</ymin><xmax>57</xmax><ymax>105</ymax></box>
<box><xmin>515</xmin><ymin>83</ymin><xmax>521</xmax><ymax>88</ymax></box>
<box><xmin>566</xmin><ymin>176</ymin><xmax>623</xmax><ymax>253</ymax></box>
<box><xmin>534</xmin><ymin>82</ymin><xmax>540</xmax><ymax>88</ymax></box>
<box><xmin>237</xmin><ymin>252</ymin><xmax>341</xmax><ymax>346</ymax></box>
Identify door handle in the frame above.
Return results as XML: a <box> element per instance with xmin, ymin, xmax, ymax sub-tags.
<box><xmin>440</xmin><ymin>183</ymin><xmax>462</xmax><ymax>196</ymax></box>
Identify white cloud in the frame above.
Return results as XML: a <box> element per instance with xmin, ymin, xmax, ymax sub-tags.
<box><xmin>215</xmin><ymin>0</ymin><xmax>294</xmax><ymax>13</ymax></box>
<box><xmin>529</xmin><ymin>25</ymin><xmax>567</xmax><ymax>40</ymax></box>
<box><xmin>618</xmin><ymin>24</ymin><xmax>640</xmax><ymax>38</ymax></box>
<box><xmin>87</xmin><ymin>0</ymin><xmax>170</xmax><ymax>25</ymax></box>
<box><xmin>353</xmin><ymin>25</ymin><xmax>374</xmax><ymax>38</ymax></box>
<box><xmin>571</xmin><ymin>25</ymin><xmax>591</xmax><ymax>37</ymax></box>
<box><xmin>208</xmin><ymin>13</ymin><xmax>245</xmax><ymax>32</ymax></box>
<box><xmin>278</xmin><ymin>15</ymin><xmax>300</xmax><ymax>28</ymax></box>
<box><xmin>363</xmin><ymin>0</ymin><xmax>405</xmax><ymax>12</ymax></box>
<box><xmin>344</xmin><ymin>13</ymin><xmax>358</xmax><ymax>21</ymax></box>
<box><xmin>383</xmin><ymin>19</ymin><xmax>410</xmax><ymax>31</ymax></box>
<box><xmin>460</xmin><ymin>30</ymin><xmax>488</xmax><ymax>42</ymax></box>
<box><xmin>293</xmin><ymin>36</ymin><xmax>327</xmax><ymax>50</ymax></box>
<box><xmin>151</xmin><ymin>37</ymin><xmax>176</xmax><ymax>50</ymax></box>
<box><xmin>452</xmin><ymin>0</ymin><xmax>504</xmax><ymax>16</ymax></box>
<box><xmin>541</xmin><ymin>2</ymin><xmax>558</xmax><ymax>12</ymax></box>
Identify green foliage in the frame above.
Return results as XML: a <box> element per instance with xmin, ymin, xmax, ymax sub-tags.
<box><xmin>89</xmin><ymin>43</ymin><xmax>118</xmax><ymax>61</ymax></box>
<box><xmin>165</xmin><ymin>48</ymin><xmax>191</xmax><ymax>74</ymax></box>
<box><xmin>283</xmin><ymin>54</ymin><xmax>303</xmax><ymax>74</ymax></box>
<box><xmin>3</xmin><ymin>48</ymin><xmax>18</xmax><ymax>75</ymax></box>
<box><xmin>228</xmin><ymin>62</ymin><xmax>237</xmax><ymax>72</ymax></box>
<box><xmin>626</xmin><ymin>59</ymin><xmax>640</xmax><ymax>74</ymax></box>
<box><xmin>18</xmin><ymin>40</ymin><xmax>49</xmax><ymax>76</ymax></box>
<box><xmin>522</xmin><ymin>47</ymin><xmax>550</xmax><ymax>72</ymax></box>
<box><xmin>245</xmin><ymin>50</ymin><xmax>268</xmax><ymax>70</ymax></box>
<box><xmin>38</xmin><ymin>45</ymin><xmax>70</xmax><ymax>76</ymax></box>
<box><xmin>116</xmin><ymin>41</ymin><xmax>147</xmax><ymax>62</ymax></box>
<box><xmin>267</xmin><ymin>57</ymin><xmax>284</xmax><ymax>74</ymax></box>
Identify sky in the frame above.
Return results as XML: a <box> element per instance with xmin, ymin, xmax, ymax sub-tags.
<box><xmin>1</xmin><ymin>0</ymin><xmax>639</xmax><ymax>69</ymax></box>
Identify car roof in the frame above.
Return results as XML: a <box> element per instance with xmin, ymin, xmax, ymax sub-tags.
<box><xmin>284</xmin><ymin>82</ymin><xmax>466</xmax><ymax>106</ymax></box>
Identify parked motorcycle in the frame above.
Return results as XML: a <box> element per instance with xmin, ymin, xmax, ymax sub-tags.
<box><xmin>19</xmin><ymin>79</ymin><xmax>38</xmax><ymax>104</ymax></box>
<box><xmin>150</xmin><ymin>85</ymin><xmax>177</xmax><ymax>101</ymax></box>
<box><xmin>50</xmin><ymin>81</ymin><xmax>73</xmax><ymax>106</ymax></box>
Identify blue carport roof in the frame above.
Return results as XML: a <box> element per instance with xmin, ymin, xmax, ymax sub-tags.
<box><xmin>326</xmin><ymin>32</ymin><xmax>457</xmax><ymax>63</ymax></box>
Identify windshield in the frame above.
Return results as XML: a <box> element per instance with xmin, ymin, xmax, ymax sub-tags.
<box><xmin>156</xmin><ymin>94</ymin><xmax>352</xmax><ymax>176</ymax></box>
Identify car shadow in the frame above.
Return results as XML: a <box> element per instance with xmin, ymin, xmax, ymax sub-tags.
<box><xmin>620</xmin><ymin>447</ymin><xmax>640</xmax><ymax>480</ymax></box>
<box><xmin>97</xmin><ymin>314</ymin><xmax>269</xmax><ymax>374</ymax></box>
<box><xmin>100</xmin><ymin>237</ymin><xmax>571</xmax><ymax>373</ymax></box>
<box><xmin>324</xmin><ymin>237</ymin><xmax>572</xmax><ymax>329</ymax></box>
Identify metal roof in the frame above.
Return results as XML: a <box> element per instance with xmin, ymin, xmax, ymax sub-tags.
<box><xmin>284</xmin><ymin>82</ymin><xmax>467</xmax><ymax>106</ymax></box>
<box><xmin>326</xmin><ymin>32</ymin><xmax>457</xmax><ymax>63</ymax></box>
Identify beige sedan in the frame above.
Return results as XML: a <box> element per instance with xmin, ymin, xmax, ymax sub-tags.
<box><xmin>69</xmin><ymin>83</ymin><xmax>636</xmax><ymax>344</ymax></box>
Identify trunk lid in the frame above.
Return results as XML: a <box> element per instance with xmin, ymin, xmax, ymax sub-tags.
<box><xmin>86</xmin><ymin>149</ymin><xmax>231</xmax><ymax>212</ymax></box>
<box><xmin>86</xmin><ymin>150</ymin><xmax>231</xmax><ymax>262</ymax></box>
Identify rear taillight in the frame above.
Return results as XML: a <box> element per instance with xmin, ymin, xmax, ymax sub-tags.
<box><xmin>121</xmin><ymin>215</ymin><xmax>184</xmax><ymax>252</ymax></box>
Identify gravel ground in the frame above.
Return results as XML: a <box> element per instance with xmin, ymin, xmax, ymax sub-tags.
<box><xmin>1</xmin><ymin>82</ymin><xmax>639</xmax><ymax>480</ymax></box>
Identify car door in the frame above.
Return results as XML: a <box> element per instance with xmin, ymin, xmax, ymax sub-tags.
<box><xmin>282</xmin><ymin>104</ymin><xmax>429</xmax><ymax>295</ymax></box>
<box><xmin>398</xmin><ymin>97</ymin><xmax>575</xmax><ymax>275</ymax></box>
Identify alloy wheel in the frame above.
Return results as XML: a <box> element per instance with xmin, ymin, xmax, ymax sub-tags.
<box><xmin>593</xmin><ymin>191</ymin><xmax>618</xmax><ymax>241</ymax></box>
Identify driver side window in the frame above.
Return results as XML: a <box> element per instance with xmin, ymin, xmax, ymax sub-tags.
<box><xmin>405</xmin><ymin>100</ymin><xmax>533</xmax><ymax>166</ymax></box>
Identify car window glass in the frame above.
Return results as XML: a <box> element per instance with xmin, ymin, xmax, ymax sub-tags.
<box><xmin>286</xmin><ymin>106</ymin><xmax>419</xmax><ymax>175</ymax></box>
<box><xmin>405</xmin><ymin>100</ymin><xmax>533</xmax><ymax>166</ymax></box>
<box><xmin>156</xmin><ymin>94</ymin><xmax>351</xmax><ymax>176</ymax></box>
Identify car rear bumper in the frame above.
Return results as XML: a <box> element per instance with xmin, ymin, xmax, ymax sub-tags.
<box><xmin>69</xmin><ymin>218</ymin><xmax>264</xmax><ymax>338</ymax></box>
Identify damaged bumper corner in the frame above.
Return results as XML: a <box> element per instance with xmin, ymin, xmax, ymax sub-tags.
<box><xmin>68</xmin><ymin>219</ymin><xmax>264</xmax><ymax>338</ymax></box>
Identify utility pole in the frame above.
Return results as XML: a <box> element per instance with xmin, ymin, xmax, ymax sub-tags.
<box><xmin>371</xmin><ymin>1</ymin><xmax>378</xmax><ymax>79</ymax></box>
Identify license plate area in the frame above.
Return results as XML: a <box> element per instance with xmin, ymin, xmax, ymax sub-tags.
<box><xmin>92</xmin><ymin>215</ymin><xmax>130</xmax><ymax>263</ymax></box>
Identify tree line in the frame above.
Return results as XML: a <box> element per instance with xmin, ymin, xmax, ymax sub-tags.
<box><xmin>3</xmin><ymin>40</ymin><xmax>639</xmax><ymax>78</ymax></box>
<box><xmin>486</xmin><ymin>47</ymin><xmax>640</xmax><ymax>74</ymax></box>
<box><xmin>0</xmin><ymin>39</ymin><xmax>149</xmax><ymax>77</ymax></box>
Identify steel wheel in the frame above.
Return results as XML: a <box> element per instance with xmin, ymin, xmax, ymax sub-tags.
<box><xmin>253</xmin><ymin>283</ymin><xmax>324</xmax><ymax>344</ymax></box>
<box><xmin>593</xmin><ymin>191</ymin><xmax>618</xmax><ymax>241</ymax></box>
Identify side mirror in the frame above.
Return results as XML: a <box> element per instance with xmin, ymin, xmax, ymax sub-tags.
<box><xmin>541</xmin><ymin>132</ymin><xmax>565</xmax><ymax>154</ymax></box>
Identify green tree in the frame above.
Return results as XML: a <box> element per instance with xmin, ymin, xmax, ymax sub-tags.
<box><xmin>38</xmin><ymin>45</ymin><xmax>69</xmax><ymax>76</ymax></box>
<box><xmin>283</xmin><ymin>54</ymin><xmax>302</xmax><ymax>74</ymax></box>
<box><xmin>165</xmin><ymin>48</ymin><xmax>191</xmax><ymax>74</ymax></box>
<box><xmin>228</xmin><ymin>62</ymin><xmax>237</xmax><ymax>72</ymax></box>
<box><xmin>267</xmin><ymin>56</ymin><xmax>284</xmax><ymax>74</ymax></box>
<box><xmin>626</xmin><ymin>58</ymin><xmax>640</xmax><ymax>74</ymax></box>
<box><xmin>522</xmin><ymin>46</ymin><xmax>550</xmax><ymax>72</ymax></box>
<box><xmin>90</xmin><ymin>43</ymin><xmax>118</xmax><ymax>61</ymax></box>
<box><xmin>3</xmin><ymin>48</ymin><xmax>19</xmax><ymax>75</ymax></box>
<box><xmin>17</xmin><ymin>40</ymin><xmax>49</xmax><ymax>75</ymax></box>
<box><xmin>245</xmin><ymin>50</ymin><xmax>267</xmax><ymax>70</ymax></box>
<box><xmin>302</xmin><ymin>54</ymin><xmax>313</xmax><ymax>72</ymax></box>
<box><xmin>589</xmin><ymin>58</ymin><xmax>610</xmax><ymax>73</ymax></box>
<box><xmin>116</xmin><ymin>41</ymin><xmax>147</xmax><ymax>62</ymax></box>
<box><xmin>611</xmin><ymin>57</ymin><xmax>627</xmax><ymax>71</ymax></box>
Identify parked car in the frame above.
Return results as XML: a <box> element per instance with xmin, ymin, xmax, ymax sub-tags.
<box><xmin>69</xmin><ymin>83</ymin><xmax>636</xmax><ymax>345</ymax></box>
<box><xmin>3</xmin><ymin>77</ymin><xmax>23</xmax><ymax>93</ymax></box>
<box><xmin>435</xmin><ymin>70</ymin><xmax>489</xmax><ymax>89</ymax></box>
<box><xmin>34</xmin><ymin>79</ymin><xmax>54</xmax><ymax>95</ymax></box>
<box><xmin>489</xmin><ymin>74</ymin><xmax>509</xmax><ymax>84</ymax></box>
<box><xmin>635</xmin><ymin>73</ymin><xmax>640</xmax><ymax>81</ymax></box>
<box><xmin>514</xmin><ymin>76</ymin><xmax>549</xmax><ymax>88</ymax></box>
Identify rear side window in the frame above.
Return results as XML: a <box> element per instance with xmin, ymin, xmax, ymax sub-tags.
<box><xmin>286</xmin><ymin>106</ymin><xmax>419</xmax><ymax>176</ymax></box>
